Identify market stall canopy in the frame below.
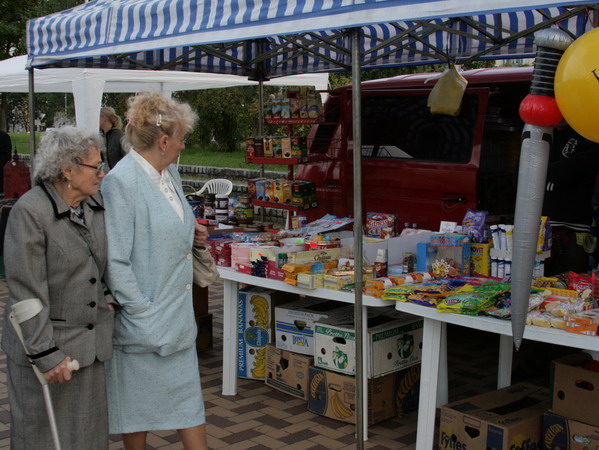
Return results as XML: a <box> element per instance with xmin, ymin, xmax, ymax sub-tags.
<box><xmin>26</xmin><ymin>1</ymin><xmax>597</xmax><ymax>75</ymax></box>
<box><xmin>0</xmin><ymin>55</ymin><xmax>328</xmax><ymax>130</ymax></box>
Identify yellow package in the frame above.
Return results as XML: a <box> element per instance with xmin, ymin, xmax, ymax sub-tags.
<box><xmin>427</xmin><ymin>65</ymin><xmax>468</xmax><ymax>116</ymax></box>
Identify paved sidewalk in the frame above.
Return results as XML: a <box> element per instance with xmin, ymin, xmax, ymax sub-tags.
<box><xmin>0</xmin><ymin>277</ymin><xmax>570</xmax><ymax>449</ymax></box>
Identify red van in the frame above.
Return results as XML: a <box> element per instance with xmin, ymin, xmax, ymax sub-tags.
<box><xmin>296</xmin><ymin>66</ymin><xmax>533</xmax><ymax>231</ymax></box>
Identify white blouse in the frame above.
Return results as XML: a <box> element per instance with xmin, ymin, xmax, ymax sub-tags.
<box><xmin>130</xmin><ymin>149</ymin><xmax>184</xmax><ymax>222</ymax></box>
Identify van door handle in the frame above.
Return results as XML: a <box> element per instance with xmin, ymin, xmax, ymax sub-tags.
<box><xmin>442</xmin><ymin>197</ymin><xmax>467</xmax><ymax>203</ymax></box>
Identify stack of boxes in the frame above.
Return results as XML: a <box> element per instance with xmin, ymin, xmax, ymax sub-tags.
<box><xmin>246</xmin><ymin>136</ymin><xmax>308</xmax><ymax>159</ymax></box>
<box><xmin>248</xmin><ymin>178</ymin><xmax>316</xmax><ymax>209</ymax></box>
<box><xmin>543</xmin><ymin>352</ymin><xmax>599</xmax><ymax>449</ymax></box>
<box><xmin>238</xmin><ymin>287</ymin><xmax>424</xmax><ymax>425</ymax></box>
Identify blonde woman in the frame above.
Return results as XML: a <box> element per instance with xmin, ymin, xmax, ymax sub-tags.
<box><xmin>102</xmin><ymin>92</ymin><xmax>208</xmax><ymax>450</ymax></box>
<box><xmin>99</xmin><ymin>106</ymin><xmax>126</xmax><ymax>169</ymax></box>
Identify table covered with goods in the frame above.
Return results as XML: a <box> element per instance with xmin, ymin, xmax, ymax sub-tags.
<box><xmin>199</xmin><ymin>203</ymin><xmax>599</xmax><ymax>449</ymax></box>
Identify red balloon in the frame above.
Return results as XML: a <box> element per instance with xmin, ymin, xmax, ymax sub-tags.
<box><xmin>519</xmin><ymin>94</ymin><xmax>563</xmax><ymax>127</ymax></box>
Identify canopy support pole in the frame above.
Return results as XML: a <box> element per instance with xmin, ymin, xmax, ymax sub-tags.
<box><xmin>28</xmin><ymin>68</ymin><xmax>36</xmax><ymax>183</ymax></box>
<box><xmin>351</xmin><ymin>27</ymin><xmax>365</xmax><ymax>448</ymax></box>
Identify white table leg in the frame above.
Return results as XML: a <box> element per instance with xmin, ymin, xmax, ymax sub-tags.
<box><xmin>497</xmin><ymin>334</ymin><xmax>513</xmax><ymax>388</ymax></box>
<box><xmin>436</xmin><ymin>322</ymin><xmax>448</xmax><ymax>406</ymax></box>
<box><xmin>416</xmin><ymin>317</ymin><xmax>443</xmax><ymax>450</ymax></box>
<box><xmin>222</xmin><ymin>278</ymin><xmax>238</xmax><ymax>396</ymax></box>
<box><xmin>362</xmin><ymin>305</ymin><xmax>369</xmax><ymax>441</ymax></box>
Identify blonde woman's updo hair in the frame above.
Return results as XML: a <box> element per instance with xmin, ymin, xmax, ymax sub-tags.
<box><xmin>33</xmin><ymin>126</ymin><xmax>105</xmax><ymax>184</ymax></box>
<box><xmin>125</xmin><ymin>92</ymin><xmax>197</xmax><ymax>152</ymax></box>
<box><xmin>100</xmin><ymin>106</ymin><xmax>122</xmax><ymax>130</ymax></box>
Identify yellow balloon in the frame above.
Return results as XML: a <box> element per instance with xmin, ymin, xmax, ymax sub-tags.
<box><xmin>555</xmin><ymin>27</ymin><xmax>599</xmax><ymax>143</ymax></box>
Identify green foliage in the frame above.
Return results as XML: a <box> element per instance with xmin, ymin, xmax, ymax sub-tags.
<box><xmin>177</xmin><ymin>87</ymin><xmax>259</xmax><ymax>153</ymax></box>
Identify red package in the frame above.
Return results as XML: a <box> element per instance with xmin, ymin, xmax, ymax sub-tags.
<box><xmin>567</xmin><ymin>271</ymin><xmax>593</xmax><ymax>293</ymax></box>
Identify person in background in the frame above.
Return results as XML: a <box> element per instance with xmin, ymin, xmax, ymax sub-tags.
<box><xmin>543</xmin><ymin>121</ymin><xmax>599</xmax><ymax>275</ymax></box>
<box><xmin>102</xmin><ymin>92</ymin><xmax>208</xmax><ymax>450</ymax></box>
<box><xmin>100</xmin><ymin>106</ymin><xmax>126</xmax><ymax>169</ymax></box>
<box><xmin>0</xmin><ymin>128</ymin><xmax>12</xmax><ymax>194</ymax></box>
<box><xmin>1</xmin><ymin>126</ymin><xmax>114</xmax><ymax>449</ymax></box>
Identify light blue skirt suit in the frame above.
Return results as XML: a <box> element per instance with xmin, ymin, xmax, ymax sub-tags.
<box><xmin>102</xmin><ymin>153</ymin><xmax>204</xmax><ymax>433</ymax></box>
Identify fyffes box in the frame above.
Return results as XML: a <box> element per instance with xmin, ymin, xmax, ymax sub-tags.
<box><xmin>265</xmin><ymin>344</ymin><xmax>313</xmax><ymax>400</ymax></box>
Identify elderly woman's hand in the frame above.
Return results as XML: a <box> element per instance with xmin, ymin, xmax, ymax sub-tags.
<box><xmin>194</xmin><ymin>222</ymin><xmax>208</xmax><ymax>248</ymax></box>
<box><xmin>44</xmin><ymin>356</ymin><xmax>75</xmax><ymax>384</ymax></box>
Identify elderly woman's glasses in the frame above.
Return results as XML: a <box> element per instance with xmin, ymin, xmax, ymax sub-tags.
<box><xmin>77</xmin><ymin>162</ymin><xmax>107</xmax><ymax>176</ymax></box>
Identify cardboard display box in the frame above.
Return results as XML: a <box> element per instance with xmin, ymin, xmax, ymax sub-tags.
<box><xmin>264</xmin><ymin>344</ymin><xmax>313</xmax><ymax>400</ymax></box>
<box><xmin>551</xmin><ymin>352</ymin><xmax>599</xmax><ymax>427</ymax></box>
<box><xmin>307</xmin><ymin>364</ymin><xmax>420</xmax><ymax>425</ymax></box>
<box><xmin>314</xmin><ymin>308</ymin><xmax>423</xmax><ymax>377</ymax></box>
<box><xmin>438</xmin><ymin>383</ymin><xmax>549</xmax><ymax>450</ymax></box>
<box><xmin>237</xmin><ymin>287</ymin><xmax>298</xmax><ymax>379</ymax></box>
<box><xmin>543</xmin><ymin>411</ymin><xmax>599</xmax><ymax>449</ymax></box>
<box><xmin>275</xmin><ymin>298</ymin><xmax>352</xmax><ymax>356</ymax></box>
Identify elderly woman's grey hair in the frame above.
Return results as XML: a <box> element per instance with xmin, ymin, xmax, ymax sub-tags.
<box><xmin>33</xmin><ymin>126</ymin><xmax>105</xmax><ymax>184</ymax></box>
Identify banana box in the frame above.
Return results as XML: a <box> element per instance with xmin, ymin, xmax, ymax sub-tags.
<box><xmin>264</xmin><ymin>344</ymin><xmax>313</xmax><ymax>400</ymax></box>
<box><xmin>543</xmin><ymin>411</ymin><xmax>599</xmax><ymax>450</ymax></box>
<box><xmin>237</xmin><ymin>287</ymin><xmax>299</xmax><ymax>379</ymax></box>
<box><xmin>307</xmin><ymin>364</ymin><xmax>420</xmax><ymax>425</ymax></box>
<box><xmin>314</xmin><ymin>308</ymin><xmax>423</xmax><ymax>377</ymax></box>
<box><xmin>275</xmin><ymin>298</ymin><xmax>353</xmax><ymax>356</ymax></box>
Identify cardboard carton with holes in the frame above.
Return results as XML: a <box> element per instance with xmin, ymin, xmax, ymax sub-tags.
<box><xmin>307</xmin><ymin>364</ymin><xmax>420</xmax><ymax>424</ymax></box>
<box><xmin>543</xmin><ymin>411</ymin><xmax>599</xmax><ymax>450</ymax></box>
<box><xmin>264</xmin><ymin>343</ymin><xmax>313</xmax><ymax>400</ymax></box>
<box><xmin>313</xmin><ymin>308</ymin><xmax>423</xmax><ymax>377</ymax></box>
<box><xmin>237</xmin><ymin>287</ymin><xmax>299</xmax><ymax>379</ymax></box>
<box><xmin>438</xmin><ymin>383</ymin><xmax>549</xmax><ymax>450</ymax></box>
<box><xmin>274</xmin><ymin>298</ymin><xmax>353</xmax><ymax>356</ymax></box>
<box><xmin>550</xmin><ymin>352</ymin><xmax>599</xmax><ymax>427</ymax></box>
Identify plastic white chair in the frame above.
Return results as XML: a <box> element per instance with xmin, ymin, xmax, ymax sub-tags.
<box><xmin>196</xmin><ymin>178</ymin><xmax>233</xmax><ymax>196</ymax></box>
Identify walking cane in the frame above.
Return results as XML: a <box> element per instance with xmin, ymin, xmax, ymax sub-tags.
<box><xmin>9</xmin><ymin>298</ymin><xmax>79</xmax><ymax>450</ymax></box>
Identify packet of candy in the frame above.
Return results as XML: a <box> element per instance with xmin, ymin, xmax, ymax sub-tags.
<box><xmin>461</xmin><ymin>209</ymin><xmax>488</xmax><ymax>243</ymax></box>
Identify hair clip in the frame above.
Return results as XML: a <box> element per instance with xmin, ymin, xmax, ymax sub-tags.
<box><xmin>156</xmin><ymin>114</ymin><xmax>162</xmax><ymax>127</ymax></box>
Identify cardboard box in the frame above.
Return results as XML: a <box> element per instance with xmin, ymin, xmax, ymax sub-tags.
<box><xmin>275</xmin><ymin>298</ymin><xmax>353</xmax><ymax>356</ymax></box>
<box><xmin>543</xmin><ymin>411</ymin><xmax>599</xmax><ymax>449</ymax></box>
<box><xmin>314</xmin><ymin>309</ymin><xmax>423</xmax><ymax>377</ymax></box>
<box><xmin>264</xmin><ymin>344</ymin><xmax>313</xmax><ymax>400</ymax></box>
<box><xmin>551</xmin><ymin>353</ymin><xmax>599</xmax><ymax>427</ymax></box>
<box><xmin>287</xmin><ymin>247</ymin><xmax>341</xmax><ymax>265</ymax></box>
<box><xmin>237</xmin><ymin>287</ymin><xmax>299</xmax><ymax>379</ymax></box>
<box><xmin>471</xmin><ymin>242</ymin><xmax>492</xmax><ymax>276</ymax></box>
<box><xmin>307</xmin><ymin>364</ymin><xmax>420</xmax><ymax>425</ymax></box>
<box><xmin>438</xmin><ymin>383</ymin><xmax>549</xmax><ymax>450</ymax></box>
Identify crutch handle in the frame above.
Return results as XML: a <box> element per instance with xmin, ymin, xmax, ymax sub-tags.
<box><xmin>67</xmin><ymin>360</ymin><xmax>80</xmax><ymax>372</ymax></box>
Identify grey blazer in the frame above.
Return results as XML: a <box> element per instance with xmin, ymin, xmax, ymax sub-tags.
<box><xmin>1</xmin><ymin>182</ymin><xmax>114</xmax><ymax>373</ymax></box>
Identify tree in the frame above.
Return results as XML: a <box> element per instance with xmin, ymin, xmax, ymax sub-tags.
<box><xmin>178</xmin><ymin>86</ymin><xmax>259</xmax><ymax>152</ymax></box>
<box><xmin>0</xmin><ymin>0</ymin><xmax>81</xmax><ymax>129</ymax></box>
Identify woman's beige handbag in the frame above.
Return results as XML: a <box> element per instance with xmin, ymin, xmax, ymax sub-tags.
<box><xmin>193</xmin><ymin>247</ymin><xmax>220</xmax><ymax>287</ymax></box>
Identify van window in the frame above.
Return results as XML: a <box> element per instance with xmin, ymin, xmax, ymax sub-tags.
<box><xmin>361</xmin><ymin>94</ymin><xmax>479</xmax><ymax>163</ymax></box>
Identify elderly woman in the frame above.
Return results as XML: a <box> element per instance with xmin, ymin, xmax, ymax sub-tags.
<box><xmin>1</xmin><ymin>126</ymin><xmax>114</xmax><ymax>449</ymax></box>
<box><xmin>102</xmin><ymin>92</ymin><xmax>209</xmax><ymax>450</ymax></box>
<box><xmin>100</xmin><ymin>106</ymin><xmax>126</xmax><ymax>169</ymax></box>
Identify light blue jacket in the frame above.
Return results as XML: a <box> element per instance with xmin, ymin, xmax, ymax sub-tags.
<box><xmin>102</xmin><ymin>153</ymin><xmax>196</xmax><ymax>355</ymax></box>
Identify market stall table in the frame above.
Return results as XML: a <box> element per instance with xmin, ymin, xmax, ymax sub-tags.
<box><xmin>393</xmin><ymin>300</ymin><xmax>599</xmax><ymax>450</ymax></box>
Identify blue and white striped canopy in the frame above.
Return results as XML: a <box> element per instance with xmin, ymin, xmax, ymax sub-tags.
<box><xmin>27</xmin><ymin>0</ymin><xmax>597</xmax><ymax>77</ymax></box>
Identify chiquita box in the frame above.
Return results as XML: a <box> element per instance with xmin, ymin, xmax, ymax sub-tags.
<box><xmin>237</xmin><ymin>287</ymin><xmax>298</xmax><ymax>379</ymax></box>
<box><xmin>314</xmin><ymin>308</ymin><xmax>423</xmax><ymax>377</ymax></box>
